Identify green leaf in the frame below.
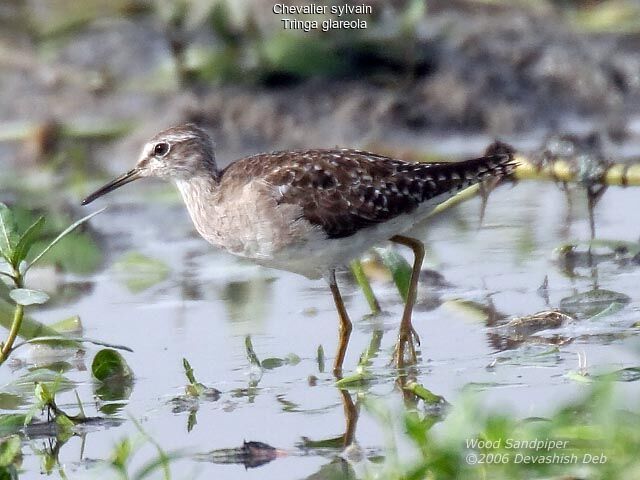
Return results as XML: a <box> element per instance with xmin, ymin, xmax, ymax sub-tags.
<box><xmin>55</xmin><ymin>413</ymin><xmax>75</xmax><ymax>440</ymax></box>
<box><xmin>0</xmin><ymin>298</ymin><xmax>73</xmax><ymax>342</ymax></box>
<box><xmin>335</xmin><ymin>366</ymin><xmax>373</xmax><ymax>388</ymax></box>
<box><xmin>48</xmin><ymin>315</ymin><xmax>82</xmax><ymax>334</ymax></box>
<box><xmin>9</xmin><ymin>288</ymin><xmax>49</xmax><ymax>306</ymax></box>
<box><xmin>181</xmin><ymin>358</ymin><xmax>220</xmax><ymax>399</ymax></box>
<box><xmin>7</xmin><ymin>206</ymin><xmax>102</xmax><ymax>274</ymax></box>
<box><xmin>5</xmin><ymin>369</ymin><xmax>74</xmax><ymax>398</ymax></box>
<box><xmin>0</xmin><ymin>415</ymin><xmax>28</xmax><ymax>437</ymax></box>
<box><xmin>0</xmin><ymin>204</ymin><xmax>18</xmax><ymax>263</ymax></box>
<box><xmin>185</xmin><ymin>384</ymin><xmax>205</xmax><ymax>397</ymax></box>
<box><xmin>187</xmin><ymin>410</ymin><xmax>197</xmax><ymax>432</ymax></box>
<box><xmin>258</xmin><ymin>353</ymin><xmax>300</xmax><ymax>370</ymax></box>
<box><xmin>560</xmin><ymin>289</ymin><xmax>630</xmax><ymax>319</ymax></box>
<box><xmin>183</xmin><ymin>358</ymin><xmax>197</xmax><ymax>385</ymax></box>
<box><xmin>0</xmin><ymin>435</ymin><xmax>20</xmax><ymax>467</ymax></box>
<box><xmin>28</xmin><ymin>232</ymin><xmax>102</xmax><ymax>275</ymax></box>
<box><xmin>404</xmin><ymin>381</ymin><xmax>447</xmax><ymax>405</ymax></box>
<box><xmin>261</xmin><ymin>357</ymin><xmax>284</xmax><ymax>369</ymax></box>
<box><xmin>11</xmin><ymin>216</ymin><xmax>45</xmax><ymax>268</ymax></box>
<box><xmin>27</xmin><ymin>232</ymin><xmax>103</xmax><ymax>275</ymax></box>
<box><xmin>566</xmin><ymin>371</ymin><xmax>593</xmax><ymax>383</ymax></box>
<box><xmin>317</xmin><ymin>345</ymin><xmax>325</xmax><ymax>373</ymax></box>
<box><xmin>34</xmin><ymin>382</ymin><xmax>54</xmax><ymax>407</ymax></box>
<box><xmin>111</xmin><ymin>438</ymin><xmax>132</xmax><ymax>469</ymax></box>
<box><xmin>375</xmin><ymin>247</ymin><xmax>412</xmax><ymax>301</ymax></box>
<box><xmin>285</xmin><ymin>353</ymin><xmax>300</xmax><ymax>365</ymax></box>
<box><xmin>92</xmin><ymin>348</ymin><xmax>133</xmax><ymax>382</ymax></box>
<box><xmin>25</xmin><ymin>207</ymin><xmax>105</xmax><ymax>273</ymax></box>
<box><xmin>113</xmin><ymin>252</ymin><xmax>170</xmax><ymax>293</ymax></box>
<box><xmin>244</xmin><ymin>336</ymin><xmax>261</xmax><ymax>368</ymax></box>
<box><xmin>588</xmin><ymin>301</ymin><xmax>627</xmax><ymax>322</ymax></box>
<box><xmin>11</xmin><ymin>336</ymin><xmax>131</xmax><ymax>352</ymax></box>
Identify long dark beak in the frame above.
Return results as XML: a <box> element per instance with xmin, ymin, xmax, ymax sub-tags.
<box><xmin>82</xmin><ymin>168</ymin><xmax>142</xmax><ymax>205</ymax></box>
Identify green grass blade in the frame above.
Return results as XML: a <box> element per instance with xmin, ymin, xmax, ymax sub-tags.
<box><xmin>350</xmin><ymin>260</ymin><xmax>381</xmax><ymax>314</ymax></box>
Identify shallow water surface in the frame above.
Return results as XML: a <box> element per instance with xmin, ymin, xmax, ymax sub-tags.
<box><xmin>2</xmin><ymin>175</ymin><xmax>640</xmax><ymax>479</ymax></box>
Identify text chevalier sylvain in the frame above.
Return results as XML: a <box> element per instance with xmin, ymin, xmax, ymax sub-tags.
<box><xmin>273</xmin><ymin>3</ymin><xmax>371</xmax><ymax>32</ymax></box>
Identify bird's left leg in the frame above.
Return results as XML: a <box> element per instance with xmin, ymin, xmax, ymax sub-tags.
<box><xmin>389</xmin><ymin>235</ymin><xmax>424</xmax><ymax>368</ymax></box>
<box><xmin>327</xmin><ymin>269</ymin><xmax>353</xmax><ymax>377</ymax></box>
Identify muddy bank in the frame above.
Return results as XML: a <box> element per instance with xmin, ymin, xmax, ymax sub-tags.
<box><xmin>184</xmin><ymin>2</ymin><xmax>640</xmax><ymax>152</ymax></box>
<box><xmin>1</xmin><ymin>1</ymin><xmax>640</xmax><ymax>165</ymax></box>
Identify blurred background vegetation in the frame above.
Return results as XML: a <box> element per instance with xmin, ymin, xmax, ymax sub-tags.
<box><xmin>2</xmin><ymin>0</ymin><xmax>640</xmax><ymax>172</ymax></box>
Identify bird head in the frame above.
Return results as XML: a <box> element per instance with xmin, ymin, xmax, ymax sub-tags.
<box><xmin>82</xmin><ymin>124</ymin><xmax>217</xmax><ymax>205</ymax></box>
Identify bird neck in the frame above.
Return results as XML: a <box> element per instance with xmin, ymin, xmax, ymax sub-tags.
<box><xmin>174</xmin><ymin>175</ymin><xmax>222</xmax><ymax>241</ymax></box>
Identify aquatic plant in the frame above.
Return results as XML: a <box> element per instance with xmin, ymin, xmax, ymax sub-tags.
<box><xmin>0</xmin><ymin>203</ymin><xmax>103</xmax><ymax>364</ymax></box>
<box><xmin>364</xmin><ymin>379</ymin><xmax>640</xmax><ymax>479</ymax></box>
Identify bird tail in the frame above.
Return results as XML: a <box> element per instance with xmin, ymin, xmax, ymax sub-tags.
<box><xmin>408</xmin><ymin>141</ymin><xmax>517</xmax><ymax>202</ymax></box>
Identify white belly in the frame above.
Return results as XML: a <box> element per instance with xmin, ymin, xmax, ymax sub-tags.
<box><xmin>248</xmin><ymin>202</ymin><xmax>439</xmax><ymax>279</ymax></box>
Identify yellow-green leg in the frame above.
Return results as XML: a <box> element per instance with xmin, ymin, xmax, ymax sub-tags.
<box><xmin>328</xmin><ymin>270</ymin><xmax>352</xmax><ymax>376</ymax></box>
<box><xmin>390</xmin><ymin>235</ymin><xmax>424</xmax><ymax>368</ymax></box>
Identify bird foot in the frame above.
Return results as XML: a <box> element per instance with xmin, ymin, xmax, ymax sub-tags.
<box><xmin>393</xmin><ymin>325</ymin><xmax>420</xmax><ymax>368</ymax></box>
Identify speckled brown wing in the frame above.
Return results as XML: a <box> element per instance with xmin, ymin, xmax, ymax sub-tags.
<box><xmin>226</xmin><ymin>145</ymin><xmax>516</xmax><ymax>239</ymax></box>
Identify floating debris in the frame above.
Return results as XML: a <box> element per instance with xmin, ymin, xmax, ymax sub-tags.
<box><xmin>488</xmin><ymin>310</ymin><xmax>575</xmax><ymax>351</ymax></box>
<box><xmin>553</xmin><ymin>239</ymin><xmax>640</xmax><ymax>271</ymax></box>
<box><xmin>195</xmin><ymin>441</ymin><xmax>286</xmax><ymax>469</ymax></box>
<box><xmin>499</xmin><ymin>310</ymin><xmax>574</xmax><ymax>336</ymax></box>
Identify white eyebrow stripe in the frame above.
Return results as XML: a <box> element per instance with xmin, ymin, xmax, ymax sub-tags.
<box><xmin>141</xmin><ymin>142</ymin><xmax>154</xmax><ymax>158</ymax></box>
<box><xmin>163</xmin><ymin>132</ymin><xmax>198</xmax><ymax>143</ymax></box>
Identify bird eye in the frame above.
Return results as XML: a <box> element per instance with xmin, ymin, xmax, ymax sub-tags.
<box><xmin>153</xmin><ymin>142</ymin><xmax>169</xmax><ymax>157</ymax></box>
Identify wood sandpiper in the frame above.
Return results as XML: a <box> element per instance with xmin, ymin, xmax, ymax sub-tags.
<box><xmin>82</xmin><ymin>124</ymin><xmax>516</xmax><ymax>374</ymax></box>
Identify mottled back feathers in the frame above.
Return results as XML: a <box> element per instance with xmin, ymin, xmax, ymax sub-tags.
<box><xmin>220</xmin><ymin>142</ymin><xmax>516</xmax><ymax>238</ymax></box>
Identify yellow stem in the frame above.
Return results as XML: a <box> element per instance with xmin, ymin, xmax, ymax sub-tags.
<box><xmin>0</xmin><ymin>303</ymin><xmax>24</xmax><ymax>363</ymax></box>
<box><xmin>0</xmin><ymin>271</ymin><xmax>25</xmax><ymax>364</ymax></box>
<box><xmin>512</xmin><ymin>154</ymin><xmax>640</xmax><ymax>186</ymax></box>
<box><xmin>429</xmin><ymin>155</ymin><xmax>640</xmax><ymax>218</ymax></box>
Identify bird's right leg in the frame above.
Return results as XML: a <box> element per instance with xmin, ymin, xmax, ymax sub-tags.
<box><xmin>327</xmin><ymin>270</ymin><xmax>352</xmax><ymax>377</ymax></box>
<box><xmin>390</xmin><ymin>235</ymin><xmax>424</xmax><ymax>369</ymax></box>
